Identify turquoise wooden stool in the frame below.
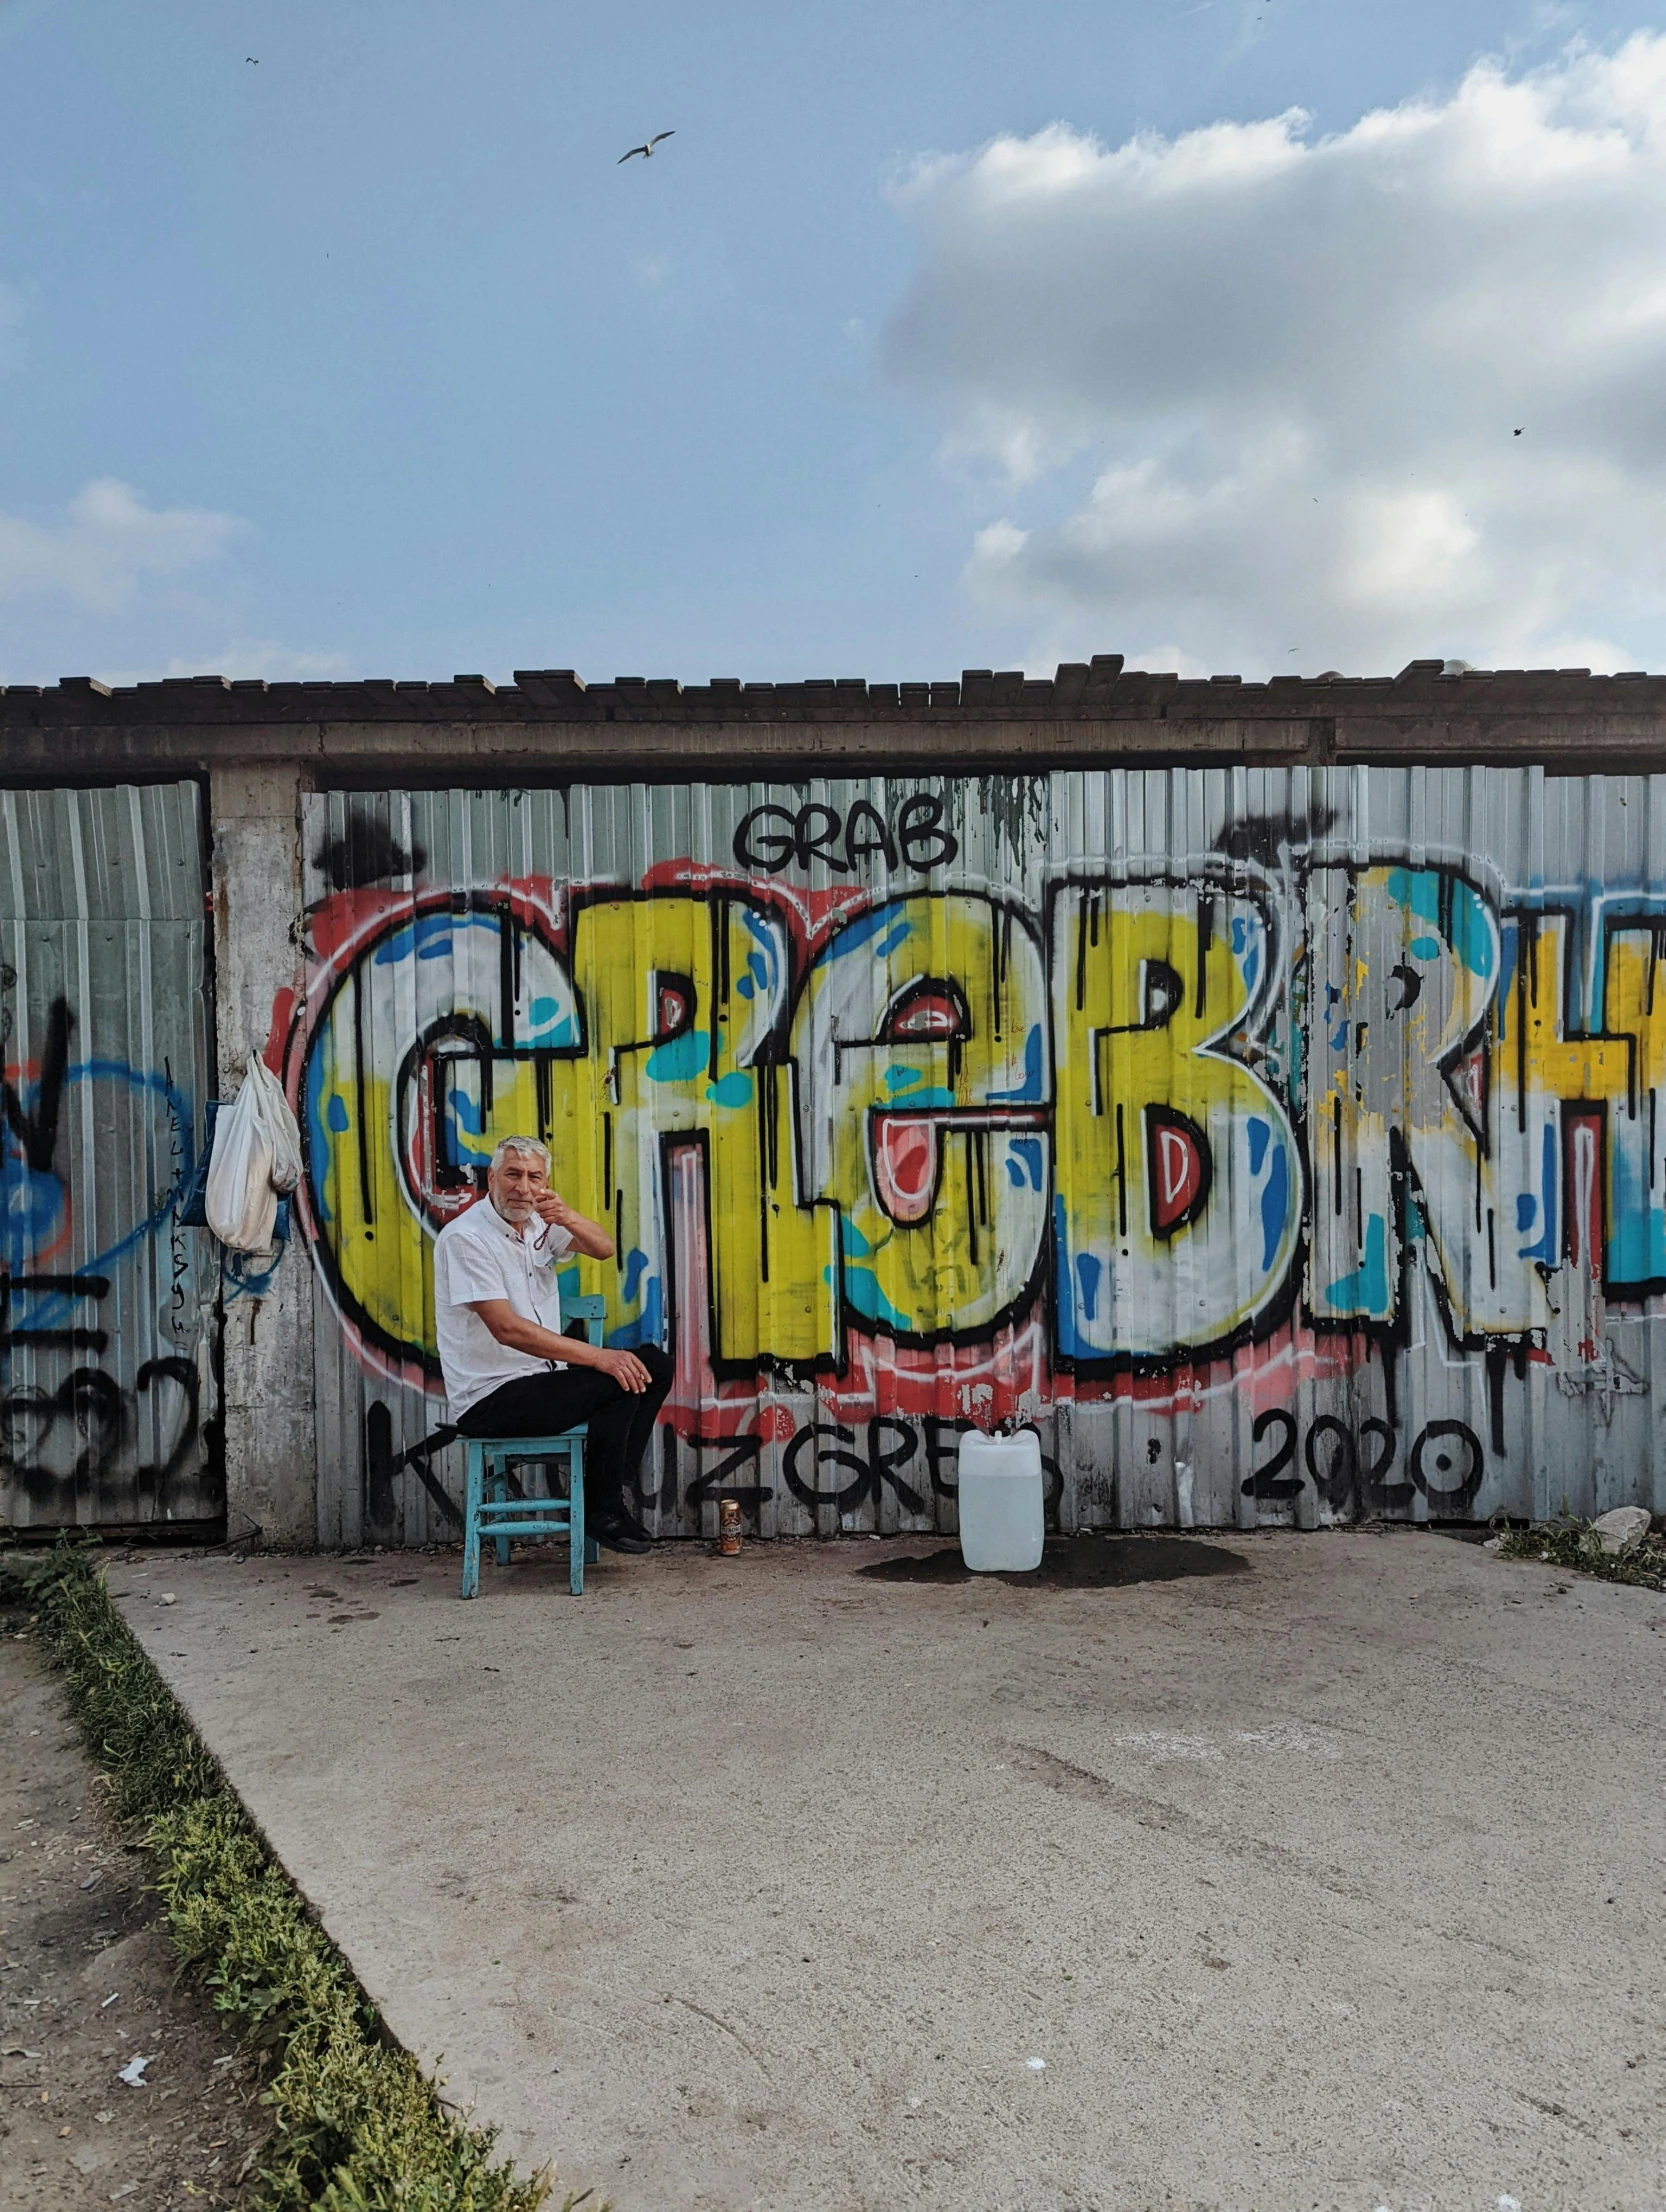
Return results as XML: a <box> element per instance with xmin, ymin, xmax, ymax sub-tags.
<box><xmin>460</xmin><ymin>1293</ymin><xmax>605</xmax><ymax>1599</ymax></box>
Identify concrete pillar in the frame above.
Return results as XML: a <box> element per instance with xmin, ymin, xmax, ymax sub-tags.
<box><xmin>210</xmin><ymin>761</ymin><xmax>317</xmax><ymax>1548</ymax></box>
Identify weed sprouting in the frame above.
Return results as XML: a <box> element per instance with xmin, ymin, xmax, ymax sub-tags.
<box><xmin>3</xmin><ymin>1542</ymin><xmax>587</xmax><ymax>2212</ymax></box>
<box><xmin>1494</xmin><ymin>1516</ymin><xmax>1666</xmax><ymax>1592</ymax></box>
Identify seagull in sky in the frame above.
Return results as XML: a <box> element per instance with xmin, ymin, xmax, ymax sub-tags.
<box><xmin>619</xmin><ymin>132</ymin><xmax>674</xmax><ymax>163</ymax></box>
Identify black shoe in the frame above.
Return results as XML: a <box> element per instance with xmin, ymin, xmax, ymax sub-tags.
<box><xmin>590</xmin><ymin>1509</ymin><xmax>654</xmax><ymax>1555</ymax></box>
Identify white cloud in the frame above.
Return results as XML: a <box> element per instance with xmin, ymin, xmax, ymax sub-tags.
<box><xmin>0</xmin><ymin>479</ymin><xmax>350</xmax><ymax>688</ymax></box>
<box><xmin>881</xmin><ymin>34</ymin><xmax>1666</xmax><ymax>676</ymax></box>
<box><xmin>163</xmin><ymin>642</ymin><xmax>353</xmax><ymax>682</ymax></box>
<box><xmin>86</xmin><ymin>642</ymin><xmax>357</xmax><ymax>687</ymax></box>
<box><xmin>0</xmin><ymin>478</ymin><xmax>243</xmax><ymax>613</ymax></box>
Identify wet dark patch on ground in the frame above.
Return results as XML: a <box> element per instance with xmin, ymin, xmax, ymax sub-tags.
<box><xmin>858</xmin><ymin>1533</ymin><xmax>1251</xmax><ymax>1588</ymax></box>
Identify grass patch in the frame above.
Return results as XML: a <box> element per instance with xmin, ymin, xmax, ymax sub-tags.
<box><xmin>2</xmin><ymin>1542</ymin><xmax>588</xmax><ymax>2212</ymax></box>
<box><xmin>1494</xmin><ymin>1517</ymin><xmax>1666</xmax><ymax>1592</ymax></box>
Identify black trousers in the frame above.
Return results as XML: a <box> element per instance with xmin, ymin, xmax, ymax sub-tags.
<box><xmin>456</xmin><ymin>1344</ymin><xmax>673</xmax><ymax>1509</ymax></box>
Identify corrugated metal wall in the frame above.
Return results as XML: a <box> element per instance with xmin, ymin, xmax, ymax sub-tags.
<box><xmin>0</xmin><ymin>783</ymin><xmax>219</xmax><ymax>1531</ymax></box>
<box><xmin>292</xmin><ymin>768</ymin><xmax>1666</xmax><ymax>1544</ymax></box>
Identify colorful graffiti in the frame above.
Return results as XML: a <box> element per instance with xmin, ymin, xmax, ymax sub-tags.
<box><xmin>288</xmin><ymin>777</ymin><xmax>1666</xmax><ymax>1537</ymax></box>
<box><xmin>0</xmin><ymin>982</ymin><xmax>214</xmax><ymax>1525</ymax></box>
<box><xmin>0</xmin><ymin>779</ymin><xmax>219</xmax><ymax>1532</ymax></box>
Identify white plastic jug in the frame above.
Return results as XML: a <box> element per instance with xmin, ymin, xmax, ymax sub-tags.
<box><xmin>957</xmin><ymin>1428</ymin><xmax>1044</xmax><ymax>1573</ymax></box>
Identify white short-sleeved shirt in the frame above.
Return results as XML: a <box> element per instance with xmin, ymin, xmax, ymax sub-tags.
<box><xmin>433</xmin><ymin>1196</ymin><xmax>575</xmax><ymax>1418</ymax></box>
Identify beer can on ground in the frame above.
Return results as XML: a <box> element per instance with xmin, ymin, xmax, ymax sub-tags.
<box><xmin>718</xmin><ymin>1499</ymin><xmax>742</xmax><ymax>1555</ymax></box>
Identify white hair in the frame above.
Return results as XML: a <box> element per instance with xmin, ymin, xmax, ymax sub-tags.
<box><xmin>489</xmin><ymin>1135</ymin><xmax>550</xmax><ymax>1173</ymax></box>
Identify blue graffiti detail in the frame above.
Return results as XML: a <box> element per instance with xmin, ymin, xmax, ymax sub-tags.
<box><xmin>1246</xmin><ymin>1117</ymin><xmax>1270</xmax><ymax>1175</ymax></box>
<box><xmin>1006</xmin><ymin>1136</ymin><xmax>1045</xmax><ymax>1191</ymax></box>
<box><xmin>741</xmin><ymin>910</ymin><xmax>780</xmax><ymax>995</ymax></box>
<box><xmin>1051</xmin><ymin>1192</ymin><xmax>1093</xmax><ymax>1360</ymax></box>
<box><xmin>223</xmin><ymin>1199</ymin><xmax>291</xmax><ymax>1302</ymax></box>
<box><xmin>525</xmin><ymin>994</ymin><xmax>575</xmax><ymax>1045</ymax></box>
<box><xmin>305</xmin><ymin>1033</ymin><xmax>334</xmax><ymax>1221</ymax></box>
<box><xmin>814</xmin><ymin>905</ymin><xmax>913</xmax><ymax>963</ymax></box>
<box><xmin>1324</xmin><ymin>1213</ymin><xmax>1390</xmax><ymax>1316</ymax></box>
<box><xmin>0</xmin><ymin>1161</ymin><xmax>64</xmax><ymax>1270</ymax></box>
<box><xmin>1256</xmin><ymin>1130</ymin><xmax>1289</xmax><ymax>1278</ymax></box>
<box><xmin>373</xmin><ymin>911</ymin><xmax>457</xmax><ymax>966</ymax></box>
<box><xmin>841</xmin><ymin>1255</ymin><xmax>917</xmax><ymax>1334</ymax></box>
<box><xmin>1518</xmin><ymin>1120</ymin><xmax>1559</xmax><ymax>1265</ymax></box>
<box><xmin>645</xmin><ymin>1030</ymin><xmax>709</xmax><ymax>1083</ymax></box>
<box><xmin>1383</xmin><ymin>868</ymin><xmax>1495</xmax><ymax>979</ymax></box>
<box><xmin>987</xmin><ymin>1024</ymin><xmax>1045</xmax><ymax>1105</ymax></box>
<box><xmin>1</xmin><ymin>1061</ymin><xmax>197</xmax><ymax>1330</ymax></box>
<box><xmin>608</xmin><ymin>1273</ymin><xmax>664</xmax><ymax>1351</ymax></box>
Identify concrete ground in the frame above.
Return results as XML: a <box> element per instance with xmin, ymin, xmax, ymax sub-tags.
<box><xmin>106</xmin><ymin>1530</ymin><xmax>1665</xmax><ymax>2212</ymax></box>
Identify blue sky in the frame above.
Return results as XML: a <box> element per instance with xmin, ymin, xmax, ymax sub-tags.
<box><xmin>2</xmin><ymin>0</ymin><xmax>1663</xmax><ymax>685</ymax></box>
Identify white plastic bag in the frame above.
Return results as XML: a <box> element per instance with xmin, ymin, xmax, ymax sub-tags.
<box><xmin>205</xmin><ymin>1054</ymin><xmax>302</xmax><ymax>1253</ymax></box>
<box><xmin>252</xmin><ymin>1053</ymin><xmax>302</xmax><ymax>1196</ymax></box>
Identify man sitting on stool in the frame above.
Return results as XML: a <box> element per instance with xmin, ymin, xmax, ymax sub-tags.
<box><xmin>434</xmin><ymin>1134</ymin><xmax>672</xmax><ymax>1555</ymax></box>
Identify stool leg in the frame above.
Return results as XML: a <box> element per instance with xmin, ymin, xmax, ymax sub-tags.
<box><xmin>569</xmin><ymin>1438</ymin><xmax>585</xmax><ymax>1596</ymax></box>
<box><xmin>492</xmin><ymin>1459</ymin><xmax>511</xmax><ymax>1567</ymax></box>
<box><xmin>462</xmin><ymin>1442</ymin><xmax>483</xmax><ymax>1599</ymax></box>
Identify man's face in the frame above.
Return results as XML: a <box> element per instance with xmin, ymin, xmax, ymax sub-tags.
<box><xmin>488</xmin><ymin>1148</ymin><xmax>548</xmax><ymax>1224</ymax></box>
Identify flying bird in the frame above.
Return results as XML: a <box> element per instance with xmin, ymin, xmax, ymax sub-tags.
<box><xmin>1514</xmin><ymin>426</ymin><xmax>1523</xmax><ymax>436</ymax></box>
<box><xmin>246</xmin><ymin>55</ymin><xmax>258</xmax><ymax>63</ymax></box>
<box><xmin>619</xmin><ymin>132</ymin><xmax>674</xmax><ymax>163</ymax></box>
